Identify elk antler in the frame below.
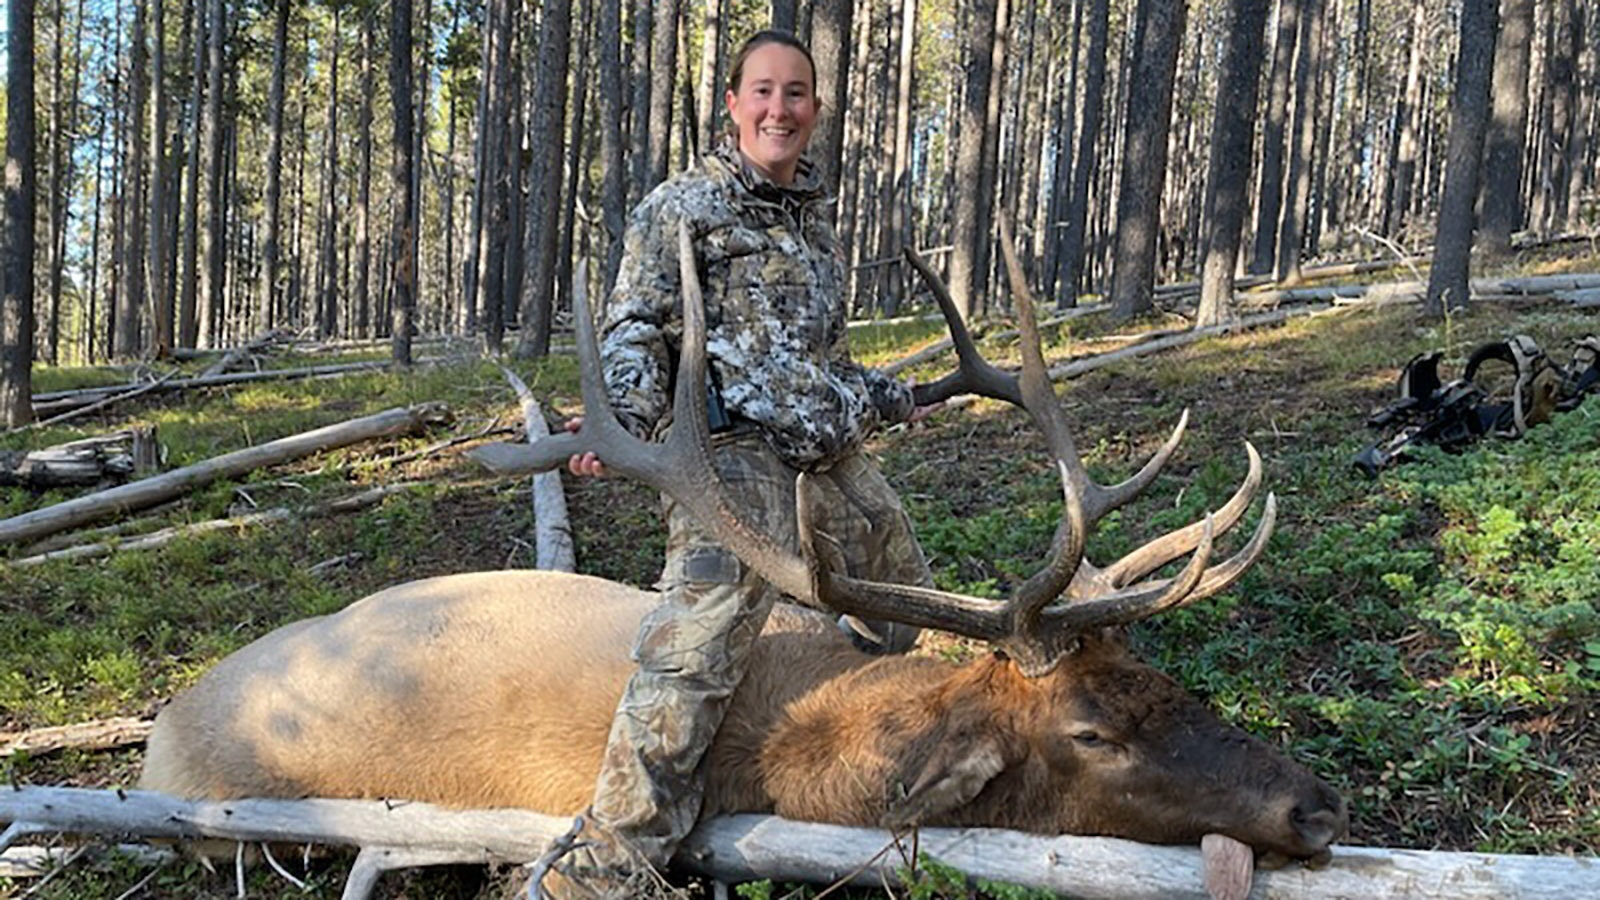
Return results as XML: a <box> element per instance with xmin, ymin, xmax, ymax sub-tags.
<box><xmin>470</xmin><ymin>219</ymin><xmax>1274</xmax><ymax>677</ymax></box>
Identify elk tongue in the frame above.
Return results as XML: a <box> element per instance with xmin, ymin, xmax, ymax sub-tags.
<box><xmin>1201</xmin><ymin>833</ymin><xmax>1254</xmax><ymax>900</ymax></box>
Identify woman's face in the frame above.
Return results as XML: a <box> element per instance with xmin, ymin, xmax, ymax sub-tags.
<box><xmin>725</xmin><ymin>43</ymin><xmax>818</xmax><ymax>186</ymax></box>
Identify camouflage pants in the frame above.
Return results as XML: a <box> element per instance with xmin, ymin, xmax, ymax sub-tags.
<box><xmin>586</xmin><ymin>429</ymin><xmax>932</xmax><ymax>868</ymax></box>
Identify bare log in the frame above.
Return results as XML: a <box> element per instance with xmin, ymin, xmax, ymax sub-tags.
<box><xmin>10</xmin><ymin>482</ymin><xmax>426</xmax><ymax>567</ymax></box>
<box><xmin>0</xmin><ymin>718</ymin><xmax>153</xmax><ymax>758</ymax></box>
<box><xmin>0</xmin><ymin>787</ymin><xmax>1594</xmax><ymax>898</ymax></box>
<box><xmin>0</xmin><ymin>404</ymin><xmax>450</xmax><ymax>547</ymax></box>
<box><xmin>198</xmin><ymin>329</ymin><xmax>289</xmax><ymax>379</ymax></box>
<box><xmin>500</xmin><ymin>366</ymin><xmax>574</xmax><ymax>572</ymax></box>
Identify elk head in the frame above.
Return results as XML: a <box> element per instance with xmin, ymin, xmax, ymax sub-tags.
<box><xmin>470</xmin><ymin>221</ymin><xmax>1347</xmax><ymax>863</ymax></box>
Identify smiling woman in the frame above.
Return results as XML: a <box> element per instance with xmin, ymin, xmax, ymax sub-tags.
<box><xmin>723</xmin><ymin>32</ymin><xmax>819</xmax><ymax>186</ymax></box>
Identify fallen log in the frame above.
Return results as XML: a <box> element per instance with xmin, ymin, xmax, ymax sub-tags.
<box><xmin>0</xmin><ymin>718</ymin><xmax>153</xmax><ymax>758</ymax></box>
<box><xmin>0</xmin><ymin>403</ymin><xmax>450</xmax><ymax>547</ymax></box>
<box><xmin>0</xmin><ymin>786</ymin><xmax>1593</xmax><ymax>900</ymax></box>
<box><xmin>9</xmin><ymin>482</ymin><xmax>426</xmax><ymax>567</ymax></box>
<box><xmin>500</xmin><ymin>367</ymin><xmax>575</xmax><ymax>573</ymax></box>
<box><xmin>0</xmin><ymin>428</ymin><xmax>158</xmax><ymax>489</ymax></box>
<box><xmin>198</xmin><ymin>329</ymin><xmax>289</xmax><ymax>379</ymax></box>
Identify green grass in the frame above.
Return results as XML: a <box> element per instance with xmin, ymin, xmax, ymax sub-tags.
<box><xmin>3</xmin><ymin>287</ymin><xmax>1599</xmax><ymax>897</ymax></box>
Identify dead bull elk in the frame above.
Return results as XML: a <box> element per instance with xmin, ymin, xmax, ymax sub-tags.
<box><xmin>141</xmin><ymin>224</ymin><xmax>1347</xmax><ymax>869</ymax></box>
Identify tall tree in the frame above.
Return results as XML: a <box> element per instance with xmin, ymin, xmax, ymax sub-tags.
<box><xmin>150</xmin><ymin>0</ymin><xmax>172</xmax><ymax>354</ymax></box>
<box><xmin>1384</xmin><ymin>2</ymin><xmax>1427</xmax><ymax>238</ymax></box>
<box><xmin>1248</xmin><ymin>0</ymin><xmax>1300</xmax><ymax>275</ymax></box>
<box><xmin>3</xmin><ymin>0</ymin><xmax>38</xmax><ymax>424</ymax></box>
<box><xmin>629</xmin><ymin>0</ymin><xmax>653</xmax><ymax>206</ymax></box>
<box><xmin>1197</xmin><ymin>0</ymin><xmax>1272</xmax><ymax>326</ymax></box>
<box><xmin>179</xmin><ymin>0</ymin><xmax>206</xmax><ymax>347</ymax></box>
<box><xmin>1107</xmin><ymin>0</ymin><xmax>1188</xmax><ymax>319</ymax></box>
<box><xmin>696</xmin><ymin>0</ymin><xmax>724</xmax><ymax>154</ymax></box>
<box><xmin>355</xmin><ymin>0</ymin><xmax>375</xmax><ymax>339</ymax></box>
<box><xmin>771</xmin><ymin>0</ymin><xmax>797</xmax><ymax>32</ymax></box>
<box><xmin>647</xmin><ymin>0</ymin><xmax>679</xmax><ymax>188</ymax></box>
<box><xmin>478</xmin><ymin>0</ymin><xmax>513</xmax><ymax>351</ymax></box>
<box><xmin>599</xmin><ymin>0</ymin><xmax>626</xmax><ymax>294</ymax></box>
<box><xmin>115</xmin><ymin>0</ymin><xmax>150</xmax><ymax>358</ymax></box>
<box><xmin>1274</xmin><ymin>0</ymin><xmax>1325</xmax><ymax>285</ymax></box>
<box><xmin>950</xmin><ymin>0</ymin><xmax>998</xmax><ymax>320</ymax></box>
<box><xmin>1054</xmin><ymin>0</ymin><xmax>1109</xmax><ymax>307</ymax></box>
<box><xmin>1426</xmin><ymin>0</ymin><xmax>1500</xmax><ymax>316</ymax></box>
<box><xmin>201</xmin><ymin>0</ymin><xmax>227</xmax><ymax>347</ymax></box>
<box><xmin>390</xmin><ymin>0</ymin><xmax>418</xmax><ymax>363</ymax></box>
<box><xmin>260</xmin><ymin>0</ymin><xmax>291</xmax><ymax>333</ymax></box>
<box><xmin>810</xmin><ymin>0</ymin><xmax>851</xmax><ymax>196</ymax></box>
<box><xmin>317</xmin><ymin>4</ymin><xmax>342</xmax><ymax>340</ymax></box>
<box><xmin>1480</xmin><ymin>0</ymin><xmax>1533</xmax><ymax>255</ymax></box>
<box><xmin>516</xmin><ymin>0</ymin><xmax>573</xmax><ymax>358</ymax></box>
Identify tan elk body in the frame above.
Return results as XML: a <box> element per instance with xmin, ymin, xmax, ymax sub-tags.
<box><xmin>142</xmin><ymin>570</ymin><xmax>1344</xmax><ymax>859</ymax></box>
<box><xmin>143</xmin><ymin>226</ymin><xmax>1347</xmax><ymax>864</ymax></box>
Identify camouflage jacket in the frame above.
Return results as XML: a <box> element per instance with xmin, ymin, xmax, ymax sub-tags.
<box><xmin>600</xmin><ymin>142</ymin><xmax>914</xmax><ymax>470</ymax></box>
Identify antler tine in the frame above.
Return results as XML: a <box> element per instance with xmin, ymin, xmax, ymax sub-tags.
<box><xmin>1094</xmin><ymin>442</ymin><xmax>1263</xmax><ymax>590</ymax></box>
<box><xmin>902</xmin><ymin>248</ymin><xmax>1024</xmax><ymax>408</ymax></box>
<box><xmin>1042</xmin><ymin>515</ymin><xmax>1217</xmax><ymax>635</ymax></box>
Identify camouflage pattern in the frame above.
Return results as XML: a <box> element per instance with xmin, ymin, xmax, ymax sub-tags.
<box><xmin>600</xmin><ymin>140</ymin><xmax>914</xmax><ymax>471</ymax></box>
<box><xmin>583</xmin><ymin>430</ymin><xmax>933</xmax><ymax>871</ymax></box>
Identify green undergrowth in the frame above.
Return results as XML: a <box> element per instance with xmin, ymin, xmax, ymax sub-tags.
<box><xmin>4</xmin><ymin>294</ymin><xmax>1600</xmax><ymax>897</ymax></box>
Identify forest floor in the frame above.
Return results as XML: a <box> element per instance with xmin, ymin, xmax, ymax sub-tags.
<box><xmin>2</xmin><ymin>250</ymin><xmax>1599</xmax><ymax>898</ymax></box>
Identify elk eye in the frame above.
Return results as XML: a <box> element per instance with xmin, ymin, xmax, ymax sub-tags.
<box><xmin>1072</xmin><ymin>730</ymin><xmax>1105</xmax><ymax>747</ymax></box>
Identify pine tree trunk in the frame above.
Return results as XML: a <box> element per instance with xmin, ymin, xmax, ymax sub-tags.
<box><xmin>44</xmin><ymin>0</ymin><xmax>66</xmax><ymax>364</ymax></box>
<box><xmin>149</xmin><ymin>0</ymin><xmax>171</xmax><ymax>355</ymax></box>
<box><xmin>515</xmin><ymin>0</ymin><xmax>572</xmax><ymax>359</ymax></box>
<box><xmin>260</xmin><ymin>0</ymin><xmax>290</xmax><ymax>334</ymax></box>
<box><xmin>178</xmin><ymin>0</ymin><xmax>204</xmax><ymax>348</ymax></box>
<box><xmin>647</xmin><ymin>0</ymin><xmax>679</xmax><ymax>188</ymax></box>
<box><xmin>1274</xmin><ymin>0</ymin><xmax>1325</xmax><ymax>285</ymax></box>
<box><xmin>1426</xmin><ymin>0</ymin><xmax>1500</xmax><ymax>316</ymax></box>
<box><xmin>696</xmin><ymin>0</ymin><xmax>724</xmax><ymax>155</ymax></box>
<box><xmin>356</xmin><ymin>4</ymin><xmax>375</xmax><ymax>339</ymax></box>
<box><xmin>771</xmin><ymin>0</ymin><xmax>797</xmax><ymax>33</ymax></box>
<box><xmin>1479</xmin><ymin>0</ymin><xmax>1532</xmax><ymax>255</ymax></box>
<box><xmin>950</xmin><ymin>0</ymin><xmax>998</xmax><ymax>320</ymax></box>
<box><xmin>628</xmin><ymin>0</ymin><xmax>652</xmax><ymax>208</ymax></box>
<box><xmin>3</xmin><ymin>0</ymin><xmax>38</xmax><ymax>424</ymax></box>
<box><xmin>976</xmin><ymin>0</ymin><xmax>1010</xmax><ymax>313</ymax></box>
<box><xmin>1384</xmin><ymin>2</ymin><xmax>1426</xmax><ymax>239</ymax></box>
<box><xmin>115</xmin><ymin>0</ymin><xmax>148</xmax><ymax>359</ymax></box>
<box><xmin>479</xmin><ymin>0</ymin><xmax>512</xmax><ymax>352</ymax></box>
<box><xmin>1248</xmin><ymin>0</ymin><xmax>1300</xmax><ymax>275</ymax></box>
<box><xmin>599</xmin><ymin>0</ymin><xmax>626</xmax><ymax>296</ymax></box>
<box><xmin>317</xmin><ymin>8</ymin><xmax>341</xmax><ymax>340</ymax></box>
<box><xmin>200</xmin><ymin>0</ymin><xmax>226</xmax><ymax>348</ymax></box>
<box><xmin>810</xmin><ymin>0</ymin><xmax>850</xmax><ymax>196</ymax></box>
<box><xmin>389</xmin><ymin>0</ymin><xmax>418</xmax><ymax>364</ymax></box>
<box><xmin>1054</xmin><ymin>0</ymin><xmax>1107</xmax><ymax>307</ymax></box>
<box><xmin>1108</xmin><ymin>0</ymin><xmax>1188</xmax><ymax>319</ymax></box>
<box><xmin>1197</xmin><ymin>0</ymin><xmax>1271</xmax><ymax>327</ymax></box>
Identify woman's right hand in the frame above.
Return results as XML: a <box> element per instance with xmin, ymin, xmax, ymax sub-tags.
<box><xmin>564</xmin><ymin>418</ymin><xmax>608</xmax><ymax>477</ymax></box>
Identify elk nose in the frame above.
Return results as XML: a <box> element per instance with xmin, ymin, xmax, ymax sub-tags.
<box><xmin>1289</xmin><ymin>782</ymin><xmax>1349</xmax><ymax>851</ymax></box>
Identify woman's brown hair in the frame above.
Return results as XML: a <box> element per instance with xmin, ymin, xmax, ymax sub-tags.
<box><xmin>726</xmin><ymin>30</ymin><xmax>816</xmax><ymax>94</ymax></box>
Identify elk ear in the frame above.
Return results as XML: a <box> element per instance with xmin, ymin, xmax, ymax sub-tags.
<box><xmin>882</xmin><ymin>728</ymin><xmax>1011</xmax><ymax>829</ymax></box>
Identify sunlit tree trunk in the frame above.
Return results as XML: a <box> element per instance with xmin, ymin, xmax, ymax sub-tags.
<box><xmin>1275</xmin><ymin>0</ymin><xmax>1325</xmax><ymax>285</ymax></box>
<box><xmin>1248</xmin><ymin>0</ymin><xmax>1299</xmax><ymax>275</ymax></box>
<box><xmin>149</xmin><ymin>0</ymin><xmax>172</xmax><ymax>354</ymax></box>
<box><xmin>1384</xmin><ymin>2</ymin><xmax>1426</xmax><ymax>239</ymax></box>
<box><xmin>115</xmin><ymin>0</ymin><xmax>149</xmax><ymax>359</ymax></box>
<box><xmin>1480</xmin><ymin>0</ymin><xmax>1533</xmax><ymax>255</ymax></box>
<box><xmin>696</xmin><ymin>0</ymin><xmax>724</xmax><ymax>154</ymax></box>
<box><xmin>355</xmin><ymin>3</ymin><xmax>375</xmax><ymax>339</ymax></box>
<box><xmin>810</xmin><ymin>0</ymin><xmax>849</xmax><ymax>195</ymax></box>
<box><xmin>317</xmin><ymin>7</ymin><xmax>341</xmax><ymax>340</ymax></box>
<box><xmin>1426</xmin><ymin>0</ymin><xmax>1500</xmax><ymax>316</ymax></box>
<box><xmin>950</xmin><ymin>0</ymin><xmax>998</xmax><ymax>321</ymax></box>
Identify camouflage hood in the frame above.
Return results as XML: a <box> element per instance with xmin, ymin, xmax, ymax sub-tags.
<box><xmin>599</xmin><ymin>142</ymin><xmax>914</xmax><ymax>470</ymax></box>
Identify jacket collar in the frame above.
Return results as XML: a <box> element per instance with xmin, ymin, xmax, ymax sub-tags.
<box><xmin>711</xmin><ymin>138</ymin><xmax>826</xmax><ymax>207</ymax></box>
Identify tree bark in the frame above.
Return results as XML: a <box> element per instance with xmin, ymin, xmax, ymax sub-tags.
<box><xmin>1054</xmin><ymin>0</ymin><xmax>1108</xmax><ymax>308</ymax></box>
<box><xmin>1274</xmin><ymin>0</ymin><xmax>1326</xmax><ymax>285</ymax></box>
<box><xmin>696</xmin><ymin>0</ymin><xmax>725</xmax><ymax>154</ymax></box>
<box><xmin>148</xmin><ymin>0</ymin><xmax>171</xmax><ymax>355</ymax></box>
<box><xmin>647</xmin><ymin>0</ymin><xmax>679</xmax><ymax>189</ymax></box>
<box><xmin>478</xmin><ymin>0</ymin><xmax>513</xmax><ymax>352</ymax></box>
<box><xmin>317</xmin><ymin>8</ymin><xmax>342</xmax><ymax>340</ymax></box>
<box><xmin>599</xmin><ymin>0</ymin><xmax>626</xmax><ymax>296</ymax></box>
<box><xmin>1480</xmin><ymin>0</ymin><xmax>1533</xmax><ymax>256</ymax></box>
<box><xmin>770</xmin><ymin>0</ymin><xmax>797</xmax><ymax>33</ymax></box>
<box><xmin>2</xmin><ymin>0</ymin><xmax>37</xmax><ymax>425</ymax></box>
<box><xmin>1248</xmin><ymin>0</ymin><xmax>1300</xmax><ymax>275</ymax></box>
<box><xmin>515</xmin><ymin>0</ymin><xmax>572</xmax><ymax>359</ymax></box>
<box><xmin>1384</xmin><ymin>2</ymin><xmax>1427</xmax><ymax>239</ymax></box>
<box><xmin>950</xmin><ymin>0</ymin><xmax>999</xmax><ymax>321</ymax></box>
<box><xmin>115</xmin><ymin>0</ymin><xmax>149</xmax><ymax>360</ymax></box>
<box><xmin>201</xmin><ymin>0</ymin><xmax>226</xmax><ymax>349</ymax></box>
<box><xmin>1426</xmin><ymin>0</ymin><xmax>1501</xmax><ymax>316</ymax></box>
<box><xmin>390</xmin><ymin>0</ymin><xmax>418</xmax><ymax>365</ymax></box>
<box><xmin>1197</xmin><ymin>0</ymin><xmax>1272</xmax><ymax>327</ymax></box>
<box><xmin>178</xmin><ymin>0</ymin><xmax>205</xmax><ymax>349</ymax></box>
<box><xmin>1108</xmin><ymin>0</ymin><xmax>1188</xmax><ymax>319</ymax></box>
<box><xmin>628</xmin><ymin>0</ymin><xmax>653</xmax><ymax>207</ymax></box>
<box><xmin>809</xmin><ymin>0</ymin><xmax>850</xmax><ymax>196</ymax></box>
<box><xmin>260</xmin><ymin>0</ymin><xmax>290</xmax><ymax>334</ymax></box>
<box><xmin>356</xmin><ymin>4</ymin><xmax>375</xmax><ymax>339</ymax></box>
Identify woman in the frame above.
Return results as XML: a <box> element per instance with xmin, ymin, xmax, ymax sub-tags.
<box><xmin>555</xmin><ymin>30</ymin><xmax>938</xmax><ymax>894</ymax></box>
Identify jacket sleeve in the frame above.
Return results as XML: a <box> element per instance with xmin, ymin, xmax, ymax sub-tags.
<box><xmin>599</xmin><ymin>193</ymin><xmax>688</xmax><ymax>439</ymax></box>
